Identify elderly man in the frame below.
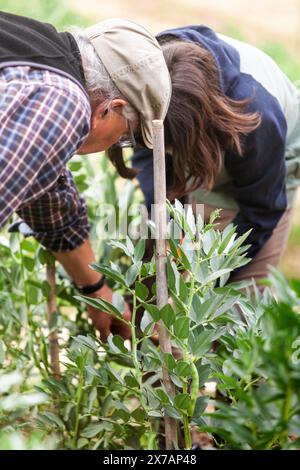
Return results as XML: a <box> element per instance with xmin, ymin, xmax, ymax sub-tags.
<box><xmin>0</xmin><ymin>11</ymin><xmax>171</xmax><ymax>339</ymax></box>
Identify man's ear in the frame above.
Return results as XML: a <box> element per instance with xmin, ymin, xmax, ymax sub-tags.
<box><xmin>91</xmin><ymin>102</ymin><xmax>109</xmax><ymax>130</ymax></box>
<box><xmin>110</xmin><ymin>98</ymin><xmax>128</xmax><ymax>115</ymax></box>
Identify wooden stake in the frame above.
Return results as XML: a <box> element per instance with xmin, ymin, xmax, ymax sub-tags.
<box><xmin>152</xmin><ymin>120</ymin><xmax>178</xmax><ymax>450</ymax></box>
<box><xmin>46</xmin><ymin>258</ymin><xmax>61</xmax><ymax>379</ymax></box>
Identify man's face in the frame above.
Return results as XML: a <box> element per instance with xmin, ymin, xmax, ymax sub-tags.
<box><xmin>77</xmin><ymin>99</ymin><xmax>131</xmax><ymax>155</ymax></box>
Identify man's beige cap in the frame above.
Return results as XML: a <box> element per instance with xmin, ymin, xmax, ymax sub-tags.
<box><xmin>85</xmin><ymin>18</ymin><xmax>171</xmax><ymax>148</ymax></box>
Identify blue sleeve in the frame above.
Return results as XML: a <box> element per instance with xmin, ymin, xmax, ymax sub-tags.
<box><xmin>225</xmin><ymin>79</ymin><xmax>288</xmax><ymax>260</ymax></box>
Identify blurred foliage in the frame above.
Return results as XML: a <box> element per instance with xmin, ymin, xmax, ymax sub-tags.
<box><xmin>224</xmin><ymin>24</ymin><xmax>300</xmax><ymax>82</ymax></box>
<box><xmin>0</xmin><ymin>0</ymin><xmax>91</xmax><ymax>29</ymax></box>
<box><xmin>261</xmin><ymin>42</ymin><xmax>300</xmax><ymax>82</ymax></box>
<box><xmin>1</xmin><ymin>0</ymin><xmax>299</xmax><ymax>82</ymax></box>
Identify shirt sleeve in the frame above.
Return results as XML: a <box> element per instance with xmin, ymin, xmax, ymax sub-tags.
<box><xmin>225</xmin><ymin>81</ymin><xmax>288</xmax><ymax>261</ymax></box>
<box><xmin>0</xmin><ymin>74</ymin><xmax>90</xmax><ymax>229</ymax></box>
<box><xmin>16</xmin><ymin>168</ymin><xmax>90</xmax><ymax>252</ymax></box>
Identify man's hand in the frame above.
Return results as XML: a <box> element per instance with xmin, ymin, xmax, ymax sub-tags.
<box><xmin>52</xmin><ymin>239</ymin><xmax>131</xmax><ymax>341</ymax></box>
<box><xmin>86</xmin><ymin>284</ymin><xmax>131</xmax><ymax>341</ymax></box>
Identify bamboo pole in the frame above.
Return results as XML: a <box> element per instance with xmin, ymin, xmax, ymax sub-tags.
<box><xmin>46</xmin><ymin>257</ymin><xmax>61</xmax><ymax>379</ymax></box>
<box><xmin>152</xmin><ymin>120</ymin><xmax>178</xmax><ymax>450</ymax></box>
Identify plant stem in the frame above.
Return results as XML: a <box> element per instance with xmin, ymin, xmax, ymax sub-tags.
<box><xmin>130</xmin><ymin>292</ymin><xmax>142</xmax><ymax>389</ymax></box>
<box><xmin>72</xmin><ymin>368</ymin><xmax>84</xmax><ymax>448</ymax></box>
<box><xmin>181</xmin><ymin>245</ymin><xmax>202</xmax><ymax>449</ymax></box>
<box><xmin>183</xmin><ymin>414</ymin><xmax>192</xmax><ymax>449</ymax></box>
<box><xmin>19</xmin><ymin>237</ymin><xmax>48</xmax><ymax>377</ymax></box>
<box><xmin>279</xmin><ymin>384</ymin><xmax>292</xmax><ymax>447</ymax></box>
<box><xmin>130</xmin><ymin>290</ymin><xmax>157</xmax><ymax>443</ymax></box>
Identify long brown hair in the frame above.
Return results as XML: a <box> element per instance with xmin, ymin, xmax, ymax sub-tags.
<box><xmin>108</xmin><ymin>36</ymin><xmax>261</xmax><ymax>198</ymax></box>
<box><xmin>159</xmin><ymin>36</ymin><xmax>261</xmax><ymax>198</ymax></box>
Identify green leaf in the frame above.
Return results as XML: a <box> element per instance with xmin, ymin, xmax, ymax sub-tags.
<box><xmin>110</xmin><ymin>240</ymin><xmax>132</xmax><ymax>258</ymax></box>
<box><xmin>160</xmin><ymin>304</ymin><xmax>176</xmax><ymax>328</ymax></box>
<box><xmin>68</xmin><ymin>160</ymin><xmax>82</xmax><ymax>172</ymax></box>
<box><xmin>108</xmin><ymin>334</ymin><xmax>128</xmax><ymax>354</ymax></box>
<box><xmin>174</xmin><ymin>317</ymin><xmax>189</xmax><ymax>339</ymax></box>
<box><xmin>81</xmin><ymin>422</ymin><xmax>112</xmax><ymax>438</ymax></box>
<box><xmin>192</xmin><ymin>396</ymin><xmax>209</xmax><ymax>423</ymax></box>
<box><xmin>174</xmin><ymin>393</ymin><xmax>192</xmax><ymax>412</ymax></box>
<box><xmin>89</xmin><ymin>263</ymin><xmax>127</xmax><ymax>287</ymax></box>
<box><xmin>23</xmin><ymin>256</ymin><xmax>35</xmax><ymax>272</ymax></box>
<box><xmin>0</xmin><ymin>340</ymin><xmax>5</xmax><ymax>365</ymax></box>
<box><xmin>124</xmin><ymin>373</ymin><xmax>139</xmax><ymax>388</ymax></box>
<box><xmin>41</xmin><ymin>280</ymin><xmax>51</xmax><ymax>298</ymax></box>
<box><xmin>170</xmin><ymin>372</ymin><xmax>184</xmax><ymax>388</ymax></box>
<box><xmin>85</xmin><ymin>365</ymin><xmax>101</xmax><ymax>379</ymax></box>
<box><xmin>106</xmin><ymin>364</ymin><xmax>124</xmax><ymax>385</ymax></box>
<box><xmin>126</xmin><ymin>265</ymin><xmax>139</xmax><ymax>286</ymax></box>
<box><xmin>87</xmin><ymin>387</ymin><xmax>97</xmax><ymax>413</ymax></box>
<box><xmin>168</xmin><ymin>238</ymin><xmax>180</xmax><ymax>259</ymax></box>
<box><xmin>179</xmin><ymin>276</ymin><xmax>188</xmax><ymax>302</ymax></box>
<box><xmin>174</xmin><ymin>361</ymin><xmax>191</xmax><ymax>378</ymax></box>
<box><xmin>143</xmin><ymin>304</ymin><xmax>160</xmax><ymax>322</ymax></box>
<box><xmin>196</xmin><ymin>363</ymin><xmax>211</xmax><ymax>387</ymax></box>
<box><xmin>131</xmin><ymin>407</ymin><xmax>147</xmax><ymax>422</ymax></box>
<box><xmin>214</xmin><ymin>372</ymin><xmax>239</xmax><ymax>390</ymax></box>
<box><xmin>21</xmin><ymin>239</ymin><xmax>36</xmax><ymax>253</ymax></box>
<box><xmin>167</xmin><ymin>258</ymin><xmax>180</xmax><ymax>292</ymax></box>
<box><xmin>134</xmin><ymin>238</ymin><xmax>145</xmax><ymax>262</ymax></box>
<box><xmin>135</xmin><ymin>281</ymin><xmax>149</xmax><ymax>301</ymax></box>
<box><xmin>231</xmin><ymin>229</ymin><xmax>252</xmax><ymax>253</ymax></box>
<box><xmin>74</xmin><ymin>295</ymin><xmax>123</xmax><ymax>319</ymax></box>
<box><xmin>202</xmin><ymin>229</ymin><xmax>217</xmax><ymax>255</ymax></box>
<box><xmin>113</xmin><ymin>406</ymin><xmax>130</xmax><ymax>422</ymax></box>
<box><xmin>163</xmin><ymin>404</ymin><xmax>181</xmax><ymax>420</ymax></box>
<box><xmin>218</xmin><ymin>224</ymin><xmax>236</xmax><ymax>253</ymax></box>
<box><xmin>27</xmin><ymin>285</ymin><xmax>39</xmax><ymax>305</ymax></box>
<box><xmin>112</xmin><ymin>291</ymin><xmax>125</xmax><ymax>315</ymax></box>
<box><xmin>188</xmin><ymin>330</ymin><xmax>218</xmax><ymax>356</ymax></box>
<box><xmin>186</xmin><ymin>204</ymin><xmax>196</xmax><ymax>236</ymax></box>
<box><xmin>178</xmin><ymin>246</ymin><xmax>192</xmax><ymax>271</ymax></box>
<box><xmin>77</xmin><ymin>438</ymin><xmax>88</xmax><ymax>449</ymax></box>
<box><xmin>205</xmin><ymin>269</ymin><xmax>232</xmax><ymax>284</ymax></box>
<box><xmin>126</xmin><ymin>236</ymin><xmax>135</xmax><ymax>256</ymax></box>
<box><xmin>195</xmin><ymin>262</ymin><xmax>209</xmax><ymax>283</ymax></box>
<box><xmin>156</xmin><ymin>389</ymin><xmax>171</xmax><ymax>404</ymax></box>
<box><xmin>72</xmin><ymin>335</ymin><xmax>98</xmax><ymax>351</ymax></box>
<box><xmin>113</xmin><ymin>335</ymin><xmax>129</xmax><ymax>353</ymax></box>
<box><xmin>190</xmin><ymin>293</ymin><xmax>225</xmax><ymax>324</ymax></box>
<box><xmin>37</xmin><ymin>247</ymin><xmax>54</xmax><ymax>265</ymax></box>
<box><xmin>148</xmin><ymin>410</ymin><xmax>163</xmax><ymax>418</ymax></box>
<box><xmin>140</xmin><ymin>310</ymin><xmax>154</xmax><ymax>334</ymax></box>
<box><xmin>210</xmin><ymin>296</ymin><xmax>239</xmax><ymax>320</ymax></box>
<box><xmin>40</xmin><ymin>411</ymin><xmax>64</xmax><ymax>429</ymax></box>
<box><xmin>164</xmin><ymin>353</ymin><xmax>176</xmax><ymax>371</ymax></box>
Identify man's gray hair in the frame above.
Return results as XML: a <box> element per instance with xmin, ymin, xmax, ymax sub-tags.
<box><xmin>71</xmin><ymin>27</ymin><xmax>137</xmax><ymax>120</ymax></box>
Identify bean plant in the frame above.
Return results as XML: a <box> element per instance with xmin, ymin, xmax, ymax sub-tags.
<box><xmin>75</xmin><ymin>200</ymin><xmax>258</xmax><ymax>448</ymax></box>
<box><xmin>1</xmin><ymin>158</ymin><xmax>300</xmax><ymax>449</ymax></box>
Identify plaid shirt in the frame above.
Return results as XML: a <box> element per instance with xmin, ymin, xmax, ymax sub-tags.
<box><xmin>0</xmin><ymin>65</ymin><xmax>91</xmax><ymax>251</ymax></box>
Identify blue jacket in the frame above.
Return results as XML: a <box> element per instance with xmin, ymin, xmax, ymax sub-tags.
<box><xmin>132</xmin><ymin>25</ymin><xmax>300</xmax><ymax>261</ymax></box>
